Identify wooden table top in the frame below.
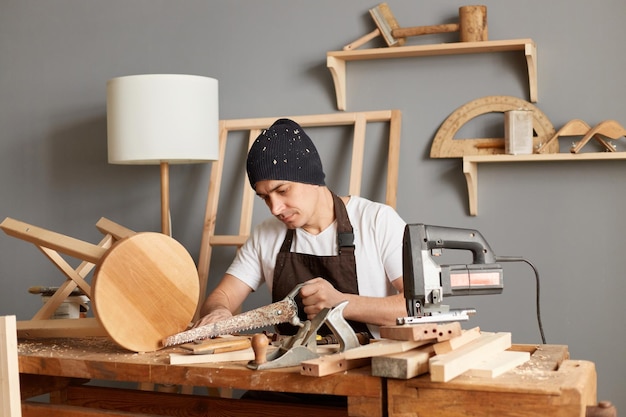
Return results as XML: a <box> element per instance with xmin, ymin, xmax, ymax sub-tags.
<box><xmin>17</xmin><ymin>337</ymin><xmax>382</xmax><ymax>398</ymax></box>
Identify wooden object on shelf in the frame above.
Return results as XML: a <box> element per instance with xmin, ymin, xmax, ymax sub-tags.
<box><xmin>196</xmin><ymin>110</ymin><xmax>402</xmax><ymax>320</ymax></box>
<box><xmin>570</xmin><ymin>119</ymin><xmax>625</xmax><ymax>154</ymax></box>
<box><xmin>1</xmin><ymin>315</ymin><xmax>21</xmax><ymax>417</ymax></box>
<box><xmin>537</xmin><ymin>119</ymin><xmax>620</xmax><ymax>154</ymax></box>
<box><xmin>463</xmin><ymin>151</ymin><xmax>626</xmax><ymax>215</ymax></box>
<box><xmin>327</xmin><ymin>39</ymin><xmax>537</xmax><ymax>110</ymax></box>
<box><xmin>430</xmin><ymin>95</ymin><xmax>557</xmax><ymax>158</ymax></box>
<box><xmin>362</xmin><ymin>3</ymin><xmax>487</xmax><ymax>49</ymax></box>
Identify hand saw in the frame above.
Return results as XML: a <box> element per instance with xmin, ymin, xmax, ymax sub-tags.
<box><xmin>162</xmin><ymin>283</ymin><xmax>305</xmax><ymax>347</ymax></box>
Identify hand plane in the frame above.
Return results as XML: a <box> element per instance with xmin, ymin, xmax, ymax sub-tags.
<box><xmin>247</xmin><ymin>299</ymin><xmax>360</xmax><ymax>370</ymax></box>
<box><xmin>399</xmin><ymin>224</ymin><xmax>503</xmax><ymax>324</ymax></box>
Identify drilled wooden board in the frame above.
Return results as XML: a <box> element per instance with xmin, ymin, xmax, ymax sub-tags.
<box><xmin>430</xmin><ymin>96</ymin><xmax>557</xmax><ymax>158</ymax></box>
<box><xmin>92</xmin><ymin>233</ymin><xmax>199</xmax><ymax>352</ymax></box>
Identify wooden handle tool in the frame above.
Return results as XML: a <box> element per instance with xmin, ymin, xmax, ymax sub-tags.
<box><xmin>251</xmin><ymin>333</ymin><xmax>270</xmax><ymax>365</ymax></box>
<box><xmin>181</xmin><ymin>336</ymin><xmax>251</xmax><ymax>355</ymax></box>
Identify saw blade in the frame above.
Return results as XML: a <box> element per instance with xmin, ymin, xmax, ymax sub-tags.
<box><xmin>163</xmin><ymin>298</ymin><xmax>299</xmax><ymax>347</ymax></box>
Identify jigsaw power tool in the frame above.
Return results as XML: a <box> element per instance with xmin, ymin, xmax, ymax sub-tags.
<box><xmin>399</xmin><ymin>224</ymin><xmax>503</xmax><ymax>325</ymax></box>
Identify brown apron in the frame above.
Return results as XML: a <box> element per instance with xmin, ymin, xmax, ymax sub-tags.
<box><xmin>272</xmin><ymin>192</ymin><xmax>371</xmax><ymax>336</ymax></box>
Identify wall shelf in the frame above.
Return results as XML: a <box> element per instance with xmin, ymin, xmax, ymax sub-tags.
<box><xmin>463</xmin><ymin>152</ymin><xmax>626</xmax><ymax>215</ymax></box>
<box><xmin>327</xmin><ymin>38</ymin><xmax>537</xmax><ymax>111</ymax></box>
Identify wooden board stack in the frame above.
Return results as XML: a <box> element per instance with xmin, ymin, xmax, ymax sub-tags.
<box><xmin>300</xmin><ymin>323</ymin><xmax>530</xmax><ymax>382</ymax></box>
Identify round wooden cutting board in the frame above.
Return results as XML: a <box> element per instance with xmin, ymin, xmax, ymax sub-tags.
<box><xmin>92</xmin><ymin>232</ymin><xmax>199</xmax><ymax>352</ymax></box>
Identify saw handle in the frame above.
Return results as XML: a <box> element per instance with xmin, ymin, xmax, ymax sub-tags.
<box><xmin>251</xmin><ymin>333</ymin><xmax>269</xmax><ymax>365</ymax></box>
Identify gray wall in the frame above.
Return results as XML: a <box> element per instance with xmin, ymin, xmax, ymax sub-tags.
<box><xmin>1</xmin><ymin>0</ymin><xmax>624</xmax><ymax>410</ymax></box>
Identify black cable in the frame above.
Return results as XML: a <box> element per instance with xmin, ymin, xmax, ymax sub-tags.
<box><xmin>495</xmin><ymin>256</ymin><xmax>547</xmax><ymax>344</ymax></box>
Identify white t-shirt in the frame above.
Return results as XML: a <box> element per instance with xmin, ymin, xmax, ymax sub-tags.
<box><xmin>227</xmin><ymin>195</ymin><xmax>406</xmax><ymax>298</ymax></box>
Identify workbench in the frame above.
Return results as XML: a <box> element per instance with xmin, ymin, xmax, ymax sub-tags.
<box><xmin>17</xmin><ymin>337</ymin><xmax>597</xmax><ymax>417</ymax></box>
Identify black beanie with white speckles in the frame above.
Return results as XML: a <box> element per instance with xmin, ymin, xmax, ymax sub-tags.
<box><xmin>246</xmin><ymin>119</ymin><xmax>326</xmax><ymax>189</ymax></box>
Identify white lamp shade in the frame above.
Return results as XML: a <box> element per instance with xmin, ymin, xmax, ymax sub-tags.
<box><xmin>107</xmin><ymin>74</ymin><xmax>219</xmax><ymax>164</ymax></box>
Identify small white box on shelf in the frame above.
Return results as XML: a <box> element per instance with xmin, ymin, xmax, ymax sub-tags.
<box><xmin>505</xmin><ymin>110</ymin><xmax>533</xmax><ymax>155</ymax></box>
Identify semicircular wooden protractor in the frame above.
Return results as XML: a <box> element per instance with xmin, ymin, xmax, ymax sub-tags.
<box><xmin>92</xmin><ymin>232</ymin><xmax>200</xmax><ymax>353</ymax></box>
<box><xmin>430</xmin><ymin>96</ymin><xmax>557</xmax><ymax>158</ymax></box>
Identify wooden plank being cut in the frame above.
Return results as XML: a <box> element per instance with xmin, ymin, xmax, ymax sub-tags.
<box><xmin>1</xmin><ymin>315</ymin><xmax>21</xmax><ymax>417</ymax></box>
<box><xmin>429</xmin><ymin>332</ymin><xmax>511</xmax><ymax>382</ymax></box>
<box><xmin>433</xmin><ymin>326</ymin><xmax>482</xmax><ymax>355</ymax></box>
<box><xmin>466</xmin><ymin>349</ymin><xmax>530</xmax><ymax>378</ymax></box>
<box><xmin>371</xmin><ymin>344</ymin><xmax>435</xmax><ymax>379</ymax></box>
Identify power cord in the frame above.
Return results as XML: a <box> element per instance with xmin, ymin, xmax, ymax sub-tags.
<box><xmin>495</xmin><ymin>256</ymin><xmax>547</xmax><ymax>344</ymax></box>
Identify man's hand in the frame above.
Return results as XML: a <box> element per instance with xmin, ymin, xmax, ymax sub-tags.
<box><xmin>193</xmin><ymin>307</ymin><xmax>233</xmax><ymax>328</ymax></box>
<box><xmin>299</xmin><ymin>277</ymin><xmax>347</xmax><ymax>320</ymax></box>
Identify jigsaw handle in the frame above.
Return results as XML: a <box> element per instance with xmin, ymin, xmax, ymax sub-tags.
<box><xmin>419</xmin><ymin>224</ymin><xmax>497</xmax><ymax>264</ymax></box>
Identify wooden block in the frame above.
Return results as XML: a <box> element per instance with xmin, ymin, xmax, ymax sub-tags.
<box><xmin>344</xmin><ymin>339</ymin><xmax>429</xmax><ymax>360</ymax></box>
<box><xmin>371</xmin><ymin>344</ymin><xmax>435</xmax><ymax>379</ymax></box>
<box><xmin>300</xmin><ymin>356</ymin><xmax>370</xmax><ymax>377</ymax></box>
<box><xmin>379</xmin><ymin>323</ymin><xmax>439</xmax><ymax>341</ymax></box>
<box><xmin>180</xmin><ymin>335</ymin><xmax>251</xmax><ymax>354</ymax></box>
<box><xmin>380</xmin><ymin>322</ymin><xmax>462</xmax><ymax>342</ymax></box>
<box><xmin>1</xmin><ymin>315</ymin><xmax>22</xmax><ymax>417</ymax></box>
<box><xmin>433</xmin><ymin>326</ymin><xmax>482</xmax><ymax>355</ymax></box>
<box><xmin>429</xmin><ymin>332</ymin><xmax>511</xmax><ymax>382</ymax></box>
<box><xmin>435</xmin><ymin>322</ymin><xmax>462</xmax><ymax>341</ymax></box>
<box><xmin>466</xmin><ymin>350</ymin><xmax>530</xmax><ymax>378</ymax></box>
<box><xmin>169</xmin><ymin>347</ymin><xmax>258</xmax><ymax>365</ymax></box>
<box><xmin>300</xmin><ymin>339</ymin><xmax>428</xmax><ymax>377</ymax></box>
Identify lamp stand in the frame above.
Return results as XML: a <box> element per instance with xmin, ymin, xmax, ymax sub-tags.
<box><xmin>160</xmin><ymin>162</ymin><xmax>171</xmax><ymax>236</ymax></box>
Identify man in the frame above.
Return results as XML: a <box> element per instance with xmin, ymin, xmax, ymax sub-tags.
<box><xmin>197</xmin><ymin>118</ymin><xmax>407</xmax><ymax>338</ymax></box>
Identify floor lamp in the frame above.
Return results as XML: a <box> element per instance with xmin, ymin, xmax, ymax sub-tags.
<box><xmin>106</xmin><ymin>74</ymin><xmax>219</xmax><ymax>236</ymax></box>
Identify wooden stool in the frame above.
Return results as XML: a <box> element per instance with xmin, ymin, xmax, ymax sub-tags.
<box><xmin>1</xmin><ymin>217</ymin><xmax>198</xmax><ymax>352</ymax></box>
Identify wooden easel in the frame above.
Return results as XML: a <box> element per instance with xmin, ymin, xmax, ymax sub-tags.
<box><xmin>195</xmin><ymin>110</ymin><xmax>402</xmax><ymax>320</ymax></box>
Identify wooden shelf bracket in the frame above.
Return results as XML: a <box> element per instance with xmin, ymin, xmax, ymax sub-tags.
<box><xmin>463</xmin><ymin>152</ymin><xmax>626</xmax><ymax>216</ymax></box>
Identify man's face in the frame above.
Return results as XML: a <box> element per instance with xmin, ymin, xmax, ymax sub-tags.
<box><xmin>254</xmin><ymin>180</ymin><xmax>319</xmax><ymax>229</ymax></box>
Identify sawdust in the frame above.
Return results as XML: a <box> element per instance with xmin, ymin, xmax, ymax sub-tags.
<box><xmin>18</xmin><ymin>337</ymin><xmax>182</xmax><ymax>364</ymax></box>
